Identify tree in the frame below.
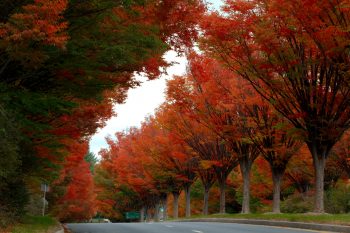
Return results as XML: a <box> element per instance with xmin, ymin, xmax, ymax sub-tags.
<box><xmin>230</xmin><ymin>83</ymin><xmax>304</xmax><ymax>213</ymax></box>
<box><xmin>166</xmin><ymin>54</ymin><xmax>258</xmax><ymax>214</ymax></box>
<box><xmin>202</xmin><ymin>0</ymin><xmax>350</xmax><ymax>213</ymax></box>
<box><xmin>156</xmin><ymin>107</ymin><xmax>199</xmax><ymax>217</ymax></box>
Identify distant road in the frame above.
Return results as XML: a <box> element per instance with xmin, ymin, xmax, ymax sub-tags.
<box><xmin>67</xmin><ymin>222</ymin><xmax>326</xmax><ymax>233</ymax></box>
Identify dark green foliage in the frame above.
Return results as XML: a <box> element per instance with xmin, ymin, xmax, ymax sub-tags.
<box><xmin>225</xmin><ymin>187</ymin><xmax>241</xmax><ymax>214</ymax></box>
<box><xmin>0</xmin><ymin>105</ymin><xmax>21</xmax><ymax>181</ymax></box>
<box><xmin>85</xmin><ymin>152</ymin><xmax>98</xmax><ymax>174</ymax></box>
<box><xmin>0</xmin><ymin>106</ymin><xmax>35</xmax><ymax>227</ymax></box>
<box><xmin>0</xmin><ymin>178</ymin><xmax>29</xmax><ymax>228</ymax></box>
<box><xmin>281</xmin><ymin>185</ymin><xmax>350</xmax><ymax>214</ymax></box>
<box><xmin>235</xmin><ymin>191</ymin><xmax>262</xmax><ymax>213</ymax></box>
<box><xmin>191</xmin><ymin>180</ymin><xmax>204</xmax><ymax>199</ymax></box>
<box><xmin>325</xmin><ymin>181</ymin><xmax>350</xmax><ymax>214</ymax></box>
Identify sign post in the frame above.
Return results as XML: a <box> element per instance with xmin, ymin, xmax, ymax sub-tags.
<box><xmin>41</xmin><ymin>184</ymin><xmax>49</xmax><ymax>216</ymax></box>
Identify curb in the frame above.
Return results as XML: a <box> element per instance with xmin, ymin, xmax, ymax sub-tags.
<box><xmin>54</xmin><ymin>224</ymin><xmax>64</xmax><ymax>233</ymax></box>
<box><xmin>175</xmin><ymin>218</ymin><xmax>350</xmax><ymax>232</ymax></box>
<box><xmin>55</xmin><ymin>228</ymin><xmax>64</xmax><ymax>233</ymax></box>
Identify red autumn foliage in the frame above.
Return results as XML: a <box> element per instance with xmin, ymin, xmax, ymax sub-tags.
<box><xmin>53</xmin><ymin>140</ymin><xmax>95</xmax><ymax>222</ymax></box>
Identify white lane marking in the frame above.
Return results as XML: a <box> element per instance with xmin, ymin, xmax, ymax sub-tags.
<box><xmin>165</xmin><ymin>225</ymin><xmax>174</xmax><ymax>228</ymax></box>
<box><xmin>192</xmin><ymin>230</ymin><xmax>203</xmax><ymax>233</ymax></box>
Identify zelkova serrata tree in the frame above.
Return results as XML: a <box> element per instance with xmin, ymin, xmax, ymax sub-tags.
<box><xmin>136</xmin><ymin>118</ymin><xmax>199</xmax><ymax>220</ymax></box>
<box><xmin>183</xmin><ymin>121</ymin><xmax>224</xmax><ymax>215</ymax></box>
<box><xmin>224</xmin><ymin>75</ymin><xmax>304</xmax><ymax>213</ymax></box>
<box><xmin>114</xmin><ymin>130</ymin><xmax>162</xmax><ymax>221</ymax></box>
<box><xmin>165</xmin><ymin>72</ymin><xmax>241</xmax><ymax>215</ymax></box>
<box><xmin>245</xmin><ymin>99</ymin><xmax>303</xmax><ymax>213</ymax></box>
<box><xmin>202</xmin><ymin>0</ymin><xmax>350</xmax><ymax>213</ymax></box>
<box><xmin>168</xmin><ymin>54</ymin><xmax>260</xmax><ymax>214</ymax></box>
<box><xmin>156</xmin><ymin>105</ymin><xmax>204</xmax><ymax>217</ymax></box>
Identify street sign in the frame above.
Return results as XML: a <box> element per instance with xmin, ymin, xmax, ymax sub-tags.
<box><xmin>125</xmin><ymin>212</ymin><xmax>140</xmax><ymax>219</ymax></box>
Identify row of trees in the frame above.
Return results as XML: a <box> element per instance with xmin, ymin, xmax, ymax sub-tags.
<box><xmin>201</xmin><ymin>0</ymin><xmax>350</xmax><ymax>213</ymax></box>
<box><xmin>0</xmin><ymin>0</ymin><xmax>204</xmax><ymax>226</ymax></box>
<box><xmin>96</xmin><ymin>0</ymin><xmax>350</xmax><ymax>220</ymax></box>
<box><xmin>95</xmin><ymin>52</ymin><xmax>350</xmax><ymax>220</ymax></box>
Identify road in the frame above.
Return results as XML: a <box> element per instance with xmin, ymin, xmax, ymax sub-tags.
<box><xmin>67</xmin><ymin>222</ymin><xmax>327</xmax><ymax>233</ymax></box>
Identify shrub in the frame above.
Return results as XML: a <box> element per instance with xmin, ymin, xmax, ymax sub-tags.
<box><xmin>281</xmin><ymin>193</ymin><xmax>313</xmax><ymax>213</ymax></box>
<box><xmin>325</xmin><ymin>180</ymin><xmax>350</xmax><ymax>214</ymax></box>
<box><xmin>0</xmin><ymin>178</ymin><xmax>29</xmax><ymax>228</ymax></box>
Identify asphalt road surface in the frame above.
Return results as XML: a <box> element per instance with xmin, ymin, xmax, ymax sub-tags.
<box><xmin>67</xmin><ymin>222</ymin><xmax>327</xmax><ymax>233</ymax></box>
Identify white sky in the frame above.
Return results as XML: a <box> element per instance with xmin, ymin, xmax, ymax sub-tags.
<box><xmin>89</xmin><ymin>51</ymin><xmax>187</xmax><ymax>154</ymax></box>
<box><xmin>89</xmin><ymin>0</ymin><xmax>223</xmax><ymax>155</ymax></box>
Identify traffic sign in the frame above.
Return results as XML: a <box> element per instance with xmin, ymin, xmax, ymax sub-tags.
<box><xmin>125</xmin><ymin>212</ymin><xmax>140</xmax><ymax>219</ymax></box>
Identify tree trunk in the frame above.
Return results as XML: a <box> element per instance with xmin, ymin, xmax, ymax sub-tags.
<box><xmin>154</xmin><ymin>202</ymin><xmax>160</xmax><ymax>222</ymax></box>
<box><xmin>272</xmin><ymin>171</ymin><xmax>283</xmax><ymax>213</ymax></box>
<box><xmin>172</xmin><ymin>192</ymin><xmax>179</xmax><ymax>219</ymax></box>
<box><xmin>240</xmin><ymin>160</ymin><xmax>251</xmax><ymax>214</ymax></box>
<box><xmin>203</xmin><ymin>186</ymin><xmax>210</xmax><ymax>215</ymax></box>
<box><xmin>184</xmin><ymin>185</ymin><xmax>191</xmax><ymax>217</ymax></box>
<box><xmin>146</xmin><ymin>207</ymin><xmax>151</xmax><ymax>222</ymax></box>
<box><xmin>140</xmin><ymin>206</ymin><xmax>145</xmax><ymax>222</ymax></box>
<box><xmin>218</xmin><ymin>180</ymin><xmax>226</xmax><ymax>214</ymax></box>
<box><xmin>313</xmin><ymin>154</ymin><xmax>326</xmax><ymax>213</ymax></box>
<box><xmin>162</xmin><ymin>194</ymin><xmax>168</xmax><ymax>221</ymax></box>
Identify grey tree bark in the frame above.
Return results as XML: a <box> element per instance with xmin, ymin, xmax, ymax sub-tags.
<box><xmin>313</xmin><ymin>153</ymin><xmax>326</xmax><ymax>213</ymax></box>
<box><xmin>172</xmin><ymin>192</ymin><xmax>179</xmax><ymax>219</ymax></box>
<box><xmin>272</xmin><ymin>171</ymin><xmax>283</xmax><ymax>213</ymax></box>
<box><xmin>140</xmin><ymin>206</ymin><xmax>145</xmax><ymax>222</ymax></box>
<box><xmin>162</xmin><ymin>194</ymin><xmax>168</xmax><ymax>221</ymax></box>
<box><xmin>218</xmin><ymin>180</ymin><xmax>226</xmax><ymax>214</ymax></box>
<box><xmin>308</xmin><ymin>143</ymin><xmax>330</xmax><ymax>213</ymax></box>
<box><xmin>146</xmin><ymin>207</ymin><xmax>151</xmax><ymax>222</ymax></box>
<box><xmin>154</xmin><ymin>202</ymin><xmax>160</xmax><ymax>222</ymax></box>
<box><xmin>184</xmin><ymin>185</ymin><xmax>191</xmax><ymax>217</ymax></box>
<box><xmin>203</xmin><ymin>185</ymin><xmax>210</xmax><ymax>215</ymax></box>
<box><xmin>240</xmin><ymin>160</ymin><xmax>251</xmax><ymax>214</ymax></box>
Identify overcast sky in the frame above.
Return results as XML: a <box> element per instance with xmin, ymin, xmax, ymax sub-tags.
<box><xmin>89</xmin><ymin>0</ymin><xmax>223</xmax><ymax>155</ymax></box>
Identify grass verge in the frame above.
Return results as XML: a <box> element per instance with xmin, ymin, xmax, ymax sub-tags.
<box><xmin>172</xmin><ymin>213</ymin><xmax>350</xmax><ymax>226</ymax></box>
<box><xmin>9</xmin><ymin>215</ymin><xmax>59</xmax><ymax>233</ymax></box>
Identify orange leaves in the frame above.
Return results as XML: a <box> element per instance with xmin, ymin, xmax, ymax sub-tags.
<box><xmin>142</xmin><ymin>57</ymin><xmax>168</xmax><ymax>80</ymax></box>
<box><xmin>155</xmin><ymin>0</ymin><xmax>205</xmax><ymax>49</ymax></box>
<box><xmin>0</xmin><ymin>0</ymin><xmax>68</xmax><ymax>66</ymax></box>
<box><xmin>5</xmin><ymin>0</ymin><xmax>68</xmax><ymax>47</ymax></box>
<box><xmin>54</xmin><ymin>140</ymin><xmax>96</xmax><ymax>222</ymax></box>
